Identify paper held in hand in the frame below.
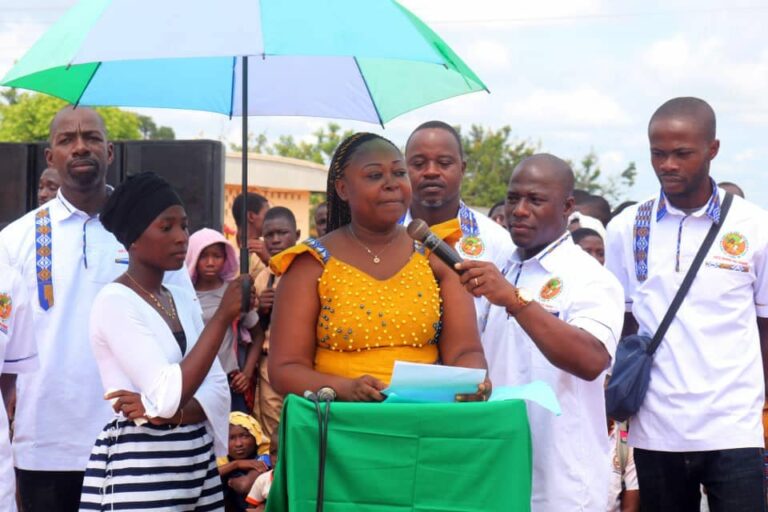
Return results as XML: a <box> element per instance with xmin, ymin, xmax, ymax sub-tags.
<box><xmin>382</xmin><ymin>361</ymin><xmax>486</xmax><ymax>403</ymax></box>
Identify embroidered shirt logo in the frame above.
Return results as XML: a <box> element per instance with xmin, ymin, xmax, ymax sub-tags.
<box><xmin>0</xmin><ymin>293</ymin><xmax>11</xmax><ymax>334</ymax></box>
<box><xmin>539</xmin><ymin>277</ymin><xmax>563</xmax><ymax>301</ymax></box>
<box><xmin>720</xmin><ymin>232</ymin><xmax>748</xmax><ymax>258</ymax></box>
<box><xmin>458</xmin><ymin>235</ymin><xmax>485</xmax><ymax>258</ymax></box>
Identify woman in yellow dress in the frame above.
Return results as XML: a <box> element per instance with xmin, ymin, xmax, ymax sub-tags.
<box><xmin>268</xmin><ymin>133</ymin><xmax>487</xmax><ymax>402</ymax></box>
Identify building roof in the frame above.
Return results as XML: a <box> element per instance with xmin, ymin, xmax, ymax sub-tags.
<box><xmin>225</xmin><ymin>152</ymin><xmax>328</xmax><ymax>192</ymax></box>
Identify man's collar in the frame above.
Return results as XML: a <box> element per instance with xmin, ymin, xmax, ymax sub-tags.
<box><xmin>656</xmin><ymin>179</ymin><xmax>721</xmax><ymax>223</ymax></box>
<box><xmin>510</xmin><ymin>230</ymin><xmax>572</xmax><ymax>271</ymax></box>
<box><xmin>51</xmin><ymin>186</ymin><xmax>112</xmax><ymax>221</ymax></box>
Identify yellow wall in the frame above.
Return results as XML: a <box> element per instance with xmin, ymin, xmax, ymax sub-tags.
<box><xmin>223</xmin><ymin>184</ymin><xmax>311</xmax><ymax>244</ymax></box>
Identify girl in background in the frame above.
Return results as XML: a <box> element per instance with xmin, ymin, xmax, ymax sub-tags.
<box><xmin>186</xmin><ymin>229</ymin><xmax>260</xmax><ymax>412</ymax></box>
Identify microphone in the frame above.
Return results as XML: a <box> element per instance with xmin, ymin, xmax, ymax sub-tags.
<box><xmin>407</xmin><ymin>219</ymin><xmax>464</xmax><ymax>274</ymax></box>
<box><xmin>316</xmin><ymin>387</ymin><xmax>337</xmax><ymax>402</ymax></box>
<box><xmin>303</xmin><ymin>390</ymin><xmax>318</xmax><ymax>401</ymax></box>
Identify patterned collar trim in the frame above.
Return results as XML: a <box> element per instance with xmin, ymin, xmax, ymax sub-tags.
<box><xmin>656</xmin><ymin>179</ymin><xmax>721</xmax><ymax>223</ymax></box>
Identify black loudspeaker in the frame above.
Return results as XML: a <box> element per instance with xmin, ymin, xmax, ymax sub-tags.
<box><xmin>0</xmin><ymin>140</ymin><xmax>224</xmax><ymax>232</ymax></box>
<box><xmin>120</xmin><ymin>140</ymin><xmax>224</xmax><ymax>233</ymax></box>
<box><xmin>0</xmin><ymin>143</ymin><xmax>34</xmax><ymax>230</ymax></box>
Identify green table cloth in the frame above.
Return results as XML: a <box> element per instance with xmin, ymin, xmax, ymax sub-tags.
<box><xmin>267</xmin><ymin>395</ymin><xmax>532</xmax><ymax>511</ymax></box>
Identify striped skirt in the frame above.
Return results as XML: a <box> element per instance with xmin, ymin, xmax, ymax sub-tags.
<box><xmin>79</xmin><ymin>419</ymin><xmax>224</xmax><ymax>511</ymax></box>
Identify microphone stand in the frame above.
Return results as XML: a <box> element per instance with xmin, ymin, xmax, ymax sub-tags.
<box><xmin>305</xmin><ymin>388</ymin><xmax>336</xmax><ymax>512</ymax></box>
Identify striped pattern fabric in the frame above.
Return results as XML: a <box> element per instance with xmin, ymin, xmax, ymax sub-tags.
<box><xmin>80</xmin><ymin>419</ymin><xmax>224</xmax><ymax>511</ymax></box>
<box><xmin>633</xmin><ymin>199</ymin><xmax>654</xmax><ymax>282</ymax></box>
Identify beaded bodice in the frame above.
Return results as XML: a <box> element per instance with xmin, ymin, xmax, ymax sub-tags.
<box><xmin>316</xmin><ymin>252</ymin><xmax>442</xmax><ymax>352</ymax></box>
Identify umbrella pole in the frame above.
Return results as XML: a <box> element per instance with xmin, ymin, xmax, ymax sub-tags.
<box><xmin>241</xmin><ymin>56</ymin><xmax>250</xmax><ymax>310</ymax></box>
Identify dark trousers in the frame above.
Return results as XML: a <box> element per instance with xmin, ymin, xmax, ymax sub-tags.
<box><xmin>16</xmin><ymin>469</ymin><xmax>84</xmax><ymax>512</ymax></box>
<box><xmin>634</xmin><ymin>447</ymin><xmax>766</xmax><ymax>512</ymax></box>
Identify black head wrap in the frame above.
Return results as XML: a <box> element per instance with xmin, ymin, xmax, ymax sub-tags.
<box><xmin>101</xmin><ymin>172</ymin><xmax>183</xmax><ymax>249</ymax></box>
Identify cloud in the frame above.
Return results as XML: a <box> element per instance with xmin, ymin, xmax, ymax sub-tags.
<box><xmin>504</xmin><ymin>88</ymin><xmax>630</xmax><ymax>127</ymax></box>
<box><xmin>464</xmin><ymin>40</ymin><xmax>511</xmax><ymax>69</ymax></box>
<box><xmin>401</xmin><ymin>0</ymin><xmax>603</xmax><ymax>27</ymax></box>
<box><xmin>0</xmin><ymin>21</ymin><xmax>50</xmax><ymax>78</ymax></box>
<box><xmin>639</xmin><ymin>34</ymin><xmax>768</xmax><ymax>125</ymax></box>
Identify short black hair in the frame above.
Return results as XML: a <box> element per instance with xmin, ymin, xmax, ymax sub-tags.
<box><xmin>488</xmin><ymin>200</ymin><xmax>505</xmax><ymax>216</ymax></box>
<box><xmin>263</xmin><ymin>206</ymin><xmax>297</xmax><ymax>230</ymax></box>
<box><xmin>573</xmin><ymin>189</ymin><xmax>591</xmax><ymax>204</ymax></box>
<box><xmin>231</xmin><ymin>192</ymin><xmax>268</xmax><ymax>228</ymax></box>
<box><xmin>405</xmin><ymin>120</ymin><xmax>464</xmax><ymax>158</ymax></box>
<box><xmin>572</xmin><ymin>227</ymin><xmax>603</xmax><ymax>244</ymax></box>
<box><xmin>649</xmin><ymin>97</ymin><xmax>716</xmax><ymax>140</ymax></box>
<box><xmin>581</xmin><ymin>195</ymin><xmax>612</xmax><ymax>226</ymax></box>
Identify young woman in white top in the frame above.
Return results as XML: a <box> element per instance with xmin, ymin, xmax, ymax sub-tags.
<box><xmin>80</xmin><ymin>172</ymin><xmax>250</xmax><ymax>512</ymax></box>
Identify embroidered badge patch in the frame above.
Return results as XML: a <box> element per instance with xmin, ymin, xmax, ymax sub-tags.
<box><xmin>458</xmin><ymin>235</ymin><xmax>485</xmax><ymax>258</ymax></box>
<box><xmin>539</xmin><ymin>277</ymin><xmax>563</xmax><ymax>301</ymax></box>
<box><xmin>720</xmin><ymin>232</ymin><xmax>748</xmax><ymax>258</ymax></box>
<box><xmin>0</xmin><ymin>292</ymin><xmax>11</xmax><ymax>334</ymax></box>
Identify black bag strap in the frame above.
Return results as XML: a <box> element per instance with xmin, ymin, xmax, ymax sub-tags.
<box><xmin>646</xmin><ymin>192</ymin><xmax>734</xmax><ymax>355</ymax></box>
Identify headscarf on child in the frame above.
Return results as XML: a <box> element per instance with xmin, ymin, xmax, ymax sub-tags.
<box><xmin>230</xmin><ymin>411</ymin><xmax>270</xmax><ymax>456</ymax></box>
<box><xmin>185</xmin><ymin>228</ymin><xmax>239</xmax><ymax>283</ymax></box>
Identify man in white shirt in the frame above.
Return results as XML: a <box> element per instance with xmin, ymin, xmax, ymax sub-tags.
<box><xmin>0</xmin><ymin>106</ymin><xmax>193</xmax><ymax>512</ymax></box>
<box><xmin>404</xmin><ymin>121</ymin><xmax>514</xmax><ymax>330</ymax></box>
<box><xmin>605</xmin><ymin>97</ymin><xmax>768</xmax><ymax>511</ymax></box>
<box><xmin>0</xmin><ymin>263</ymin><xmax>36</xmax><ymax>512</ymax></box>
<box><xmin>457</xmin><ymin>154</ymin><xmax>624</xmax><ymax>511</ymax></box>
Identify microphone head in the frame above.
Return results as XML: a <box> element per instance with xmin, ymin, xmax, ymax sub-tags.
<box><xmin>317</xmin><ymin>387</ymin><xmax>337</xmax><ymax>402</ymax></box>
<box><xmin>303</xmin><ymin>390</ymin><xmax>317</xmax><ymax>401</ymax></box>
<box><xmin>406</xmin><ymin>219</ymin><xmax>431</xmax><ymax>243</ymax></box>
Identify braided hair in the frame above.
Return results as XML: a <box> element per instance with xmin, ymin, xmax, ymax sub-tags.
<box><xmin>325</xmin><ymin>132</ymin><xmax>399</xmax><ymax>233</ymax></box>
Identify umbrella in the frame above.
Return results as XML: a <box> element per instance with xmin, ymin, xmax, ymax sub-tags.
<box><xmin>1</xmin><ymin>0</ymin><xmax>488</xmax><ymax>275</ymax></box>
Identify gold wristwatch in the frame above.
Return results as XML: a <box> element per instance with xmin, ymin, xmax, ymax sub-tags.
<box><xmin>507</xmin><ymin>287</ymin><xmax>534</xmax><ymax>316</ymax></box>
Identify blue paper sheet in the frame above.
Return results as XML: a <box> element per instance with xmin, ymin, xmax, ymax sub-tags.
<box><xmin>489</xmin><ymin>380</ymin><xmax>562</xmax><ymax>415</ymax></box>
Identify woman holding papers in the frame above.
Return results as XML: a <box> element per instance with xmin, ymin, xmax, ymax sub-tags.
<box><xmin>268</xmin><ymin>133</ymin><xmax>487</xmax><ymax>401</ymax></box>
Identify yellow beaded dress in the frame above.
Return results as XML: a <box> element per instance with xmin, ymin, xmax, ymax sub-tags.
<box><xmin>270</xmin><ymin>234</ymin><xmax>454</xmax><ymax>384</ymax></box>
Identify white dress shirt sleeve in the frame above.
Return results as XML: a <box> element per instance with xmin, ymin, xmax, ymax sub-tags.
<box><xmin>567</xmin><ymin>270</ymin><xmax>625</xmax><ymax>359</ymax></box>
<box><xmin>605</xmin><ymin>213</ymin><xmax>633</xmax><ymax>313</ymax></box>
<box><xmin>2</xmin><ymin>267</ymin><xmax>37</xmax><ymax>374</ymax></box>
<box><xmin>90</xmin><ymin>289</ymin><xmax>182</xmax><ymax>419</ymax></box>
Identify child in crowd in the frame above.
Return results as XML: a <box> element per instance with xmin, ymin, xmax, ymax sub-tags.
<box><xmin>572</xmin><ymin>227</ymin><xmax>605</xmax><ymax>266</ymax></box>
<box><xmin>218</xmin><ymin>412</ymin><xmax>271</xmax><ymax>511</ymax></box>
<box><xmin>246</xmin><ymin>428</ymin><xmax>279</xmax><ymax>511</ymax></box>
<box><xmin>186</xmin><ymin>228</ymin><xmax>260</xmax><ymax>412</ymax></box>
<box><xmin>607</xmin><ymin>419</ymin><xmax>640</xmax><ymax>512</ymax></box>
<box><xmin>251</xmin><ymin>207</ymin><xmax>300</xmax><ymax>440</ymax></box>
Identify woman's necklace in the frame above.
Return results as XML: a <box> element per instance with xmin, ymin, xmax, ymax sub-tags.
<box><xmin>126</xmin><ymin>272</ymin><xmax>178</xmax><ymax>320</ymax></box>
<box><xmin>347</xmin><ymin>225</ymin><xmax>397</xmax><ymax>264</ymax></box>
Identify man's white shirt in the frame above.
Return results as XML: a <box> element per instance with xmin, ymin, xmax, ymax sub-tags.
<box><xmin>403</xmin><ymin>203</ymin><xmax>514</xmax><ymax>331</ymax></box>
<box><xmin>482</xmin><ymin>233</ymin><xmax>624</xmax><ymax>512</ymax></box>
<box><xmin>0</xmin><ymin>190</ymin><xmax>196</xmax><ymax>471</ymax></box>
<box><xmin>605</xmin><ymin>187</ymin><xmax>768</xmax><ymax>451</ymax></box>
<box><xmin>0</xmin><ymin>263</ymin><xmax>36</xmax><ymax>510</ymax></box>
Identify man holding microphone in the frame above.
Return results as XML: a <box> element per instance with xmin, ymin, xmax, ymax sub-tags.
<box><xmin>456</xmin><ymin>153</ymin><xmax>624</xmax><ymax>511</ymax></box>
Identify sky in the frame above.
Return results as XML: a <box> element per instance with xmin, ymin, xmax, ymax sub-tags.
<box><xmin>1</xmin><ymin>0</ymin><xmax>767</xmax><ymax>207</ymax></box>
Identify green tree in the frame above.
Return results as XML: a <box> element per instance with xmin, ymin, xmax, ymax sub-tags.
<box><xmin>229</xmin><ymin>122</ymin><xmax>353</xmax><ymax>164</ymax></box>
<box><xmin>460</xmin><ymin>125</ymin><xmax>539</xmax><ymax>207</ymax></box>
<box><xmin>0</xmin><ymin>91</ymin><xmax>156</xmax><ymax>141</ymax></box>
<box><xmin>572</xmin><ymin>151</ymin><xmax>636</xmax><ymax>204</ymax></box>
<box><xmin>137</xmin><ymin>114</ymin><xmax>176</xmax><ymax>140</ymax></box>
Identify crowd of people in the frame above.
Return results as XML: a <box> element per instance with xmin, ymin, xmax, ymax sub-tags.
<box><xmin>0</xmin><ymin>95</ymin><xmax>765</xmax><ymax>512</ymax></box>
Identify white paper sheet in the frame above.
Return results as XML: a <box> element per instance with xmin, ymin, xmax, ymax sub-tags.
<box><xmin>382</xmin><ymin>361</ymin><xmax>486</xmax><ymax>403</ymax></box>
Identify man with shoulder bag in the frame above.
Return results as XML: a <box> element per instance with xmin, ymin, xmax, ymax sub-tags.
<box><xmin>605</xmin><ymin>97</ymin><xmax>768</xmax><ymax>512</ymax></box>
